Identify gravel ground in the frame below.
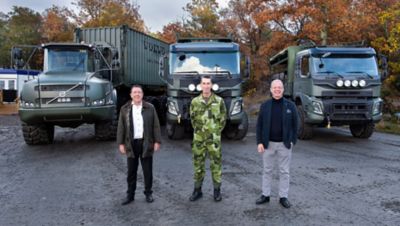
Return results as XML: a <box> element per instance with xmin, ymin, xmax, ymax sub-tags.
<box><xmin>0</xmin><ymin>115</ymin><xmax>399</xmax><ymax>226</ymax></box>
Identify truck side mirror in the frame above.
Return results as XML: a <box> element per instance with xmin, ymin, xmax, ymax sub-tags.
<box><xmin>244</xmin><ymin>56</ymin><xmax>251</xmax><ymax>78</ymax></box>
<box><xmin>12</xmin><ymin>48</ymin><xmax>25</xmax><ymax>69</ymax></box>
<box><xmin>111</xmin><ymin>51</ymin><xmax>120</xmax><ymax>69</ymax></box>
<box><xmin>111</xmin><ymin>59</ymin><xmax>120</xmax><ymax>69</ymax></box>
<box><xmin>12</xmin><ymin>48</ymin><xmax>23</xmax><ymax>60</ymax></box>
<box><xmin>378</xmin><ymin>54</ymin><xmax>388</xmax><ymax>80</ymax></box>
<box><xmin>159</xmin><ymin>55</ymin><xmax>167</xmax><ymax>81</ymax></box>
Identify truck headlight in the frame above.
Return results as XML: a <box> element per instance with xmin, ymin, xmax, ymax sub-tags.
<box><xmin>231</xmin><ymin>101</ymin><xmax>242</xmax><ymax>115</ymax></box>
<box><xmin>92</xmin><ymin>98</ymin><xmax>105</xmax><ymax>106</ymax></box>
<box><xmin>212</xmin><ymin>84</ymin><xmax>219</xmax><ymax>91</ymax></box>
<box><xmin>188</xmin><ymin>84</ymin><xmax>196</xmax><ymax>91</ymax></box>
<box><xmin>312</xmin><ymin>101</ymin><xmax>323</xmax><ymax>114</ymax></box>
<box><xmin>196</xmin><ymin>84</ymin><xmax>202</xmax><ymax>91</ymax></box>
<box><xmin>20</xmin><ymin>100</ymin><xmax>38</xmax><ymax>108</ymax></box>
<box><xmin>372</xmin><ymin>99</ymin><xmax>382</xmax><ymax>115</ymax></box>
<box><xmin>167</xmin><ymin>101</ymin><xmax>178</xmax><ymax>115</ymax></box>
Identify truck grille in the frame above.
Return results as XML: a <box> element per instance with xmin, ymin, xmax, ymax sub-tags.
<box><xmin>330</xmin><ymin>103</ymin><xmax>369</xmax><ymax>120</ymax></box>
<box><xmin>35</xmin><ymin>85</ymin><xmax>88</xmax><ymax>91</ymax></box>
<box><xmin>333</xmin><ymin>104</ymin><xmax>367</xmax><ymax>111</ymax></box>
<box><xmin>34</xmin><ymin>84</ymin><xmax>87</xmax><ymax>108</ymax></box>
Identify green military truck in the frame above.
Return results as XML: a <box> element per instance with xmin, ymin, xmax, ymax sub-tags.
<box><xmin>14</xmin><ymin>25</ymin><xmax>168</xmax><ymax>145</ymax></box>
<box><xmin>159</xmin><ymin>37</ymin><xmax>250</xmax><ymax>140</ymax></box>
<box><xmin>269</xmin><ymin>43</ymin><xmax>386</xmax><ymax>139</ymax></box>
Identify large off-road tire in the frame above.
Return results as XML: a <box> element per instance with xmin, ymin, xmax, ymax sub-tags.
<box><xmin>95</xmin><ymin>107</ymin><xmax>118</xmax><ymax>141</ymax></box>
<box><xmin>350</xmin><ymin>122</ymin><xmax>374</xmax><ymax>139</ymax></box>
<box><xmin>22</xmin><ymin>122</ymin><xmax>54</xmax><ymax>145</ymax></box>
<box><xmin>223</xmin><ymin>112</ymin><xmax>249</xmax><ymax>140</ymax></box>
<box><xmin>297</xmin><ymin>105</ymin><xmax>313</xmax><ymax>140</ymax></box>
<box><xmin>167</xmin><ymin>121</ymin><xmax>184</xmax><ymax>140</ymax></box>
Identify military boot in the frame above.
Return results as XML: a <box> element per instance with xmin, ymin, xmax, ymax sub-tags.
<box><xmin>214</xmin><ymin>188</ymin><xmax>222</xmax><ymax>202</ymax></box>
<box><xmin>189</xmin><ymin>187</ymin><xmax>203</xmax><ymax>201</ymax></box>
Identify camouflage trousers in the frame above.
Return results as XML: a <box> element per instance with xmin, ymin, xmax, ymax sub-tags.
<box><xmin>192</xmin><ymin>133</ymin><xmax>222</xmax><ymax>189</ymax></box>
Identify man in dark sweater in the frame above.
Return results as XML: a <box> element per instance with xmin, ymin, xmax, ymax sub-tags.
<box><xmin>255</xmin><ymin>79</ymin><xmax>299</xmax><ymax>208</ymax></box>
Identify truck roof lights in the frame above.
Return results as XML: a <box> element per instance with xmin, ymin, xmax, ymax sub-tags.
<box><xmin>336</xmin><ymin>80</ymin><xmax>344</xmax><ymax>87</ymax></box>
<box><xmin>196</xmin><ymin>84</ymin><xmax>202</xmax><ymax>91</ymax></box>
<box><xmin>344</xmin><ymin>80</ymin><xmax>351</xmax><ymax>87</ymax></box>
<box><xmin>212</xmin><ymin>84</ymin><xmax>219</xmax><ymax>91</ymax></box>
<box><xmin>188</xmin><ymin>84</ymin><xmax>196</xmax><ymax>91</ymax></box>
<box><xmin>359</xmin><ymin>80</ymin><xmax>366</xmax><ymax>87</ymax></box>
<box><xmin>352</xmin><ymin>80</ymin><xmax>359</xmax><ymax>87</ymax></box>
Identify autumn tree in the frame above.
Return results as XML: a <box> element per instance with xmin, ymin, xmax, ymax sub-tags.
<box><xmin>253</xmin><ymin>0</ymin><xmax>392</xmax><ymax>46</ymax></box>
<box><xmin>157</xmin><ymin>21</ymin><xmax>188</xmax><ymax>44</ymax></box>
<box><xmin>41</xmin><ymin>6</ymin><xmax>75</xmax><ymax>42</ymax></box>
<box><xmin>220</xmin><ymin>0</ymin><xmax>274</xmax><ymax>83</ymax></box>
<box><xmin>72</xmin><ymin>0</ymin><xmax>145</xmax><ymax>31</ymax></box>
<box><xmin>372</xmin><ymin>1</ymin><xmax>400</xmax><ymax>112</ymax></box>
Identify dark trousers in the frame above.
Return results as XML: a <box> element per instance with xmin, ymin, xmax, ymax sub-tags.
<box><xmin>126</xmin><ymin>139</ymin><xmax>153</xmax><ymax>197</ymax></box>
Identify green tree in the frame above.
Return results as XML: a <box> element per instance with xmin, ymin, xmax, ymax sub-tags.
<box><xmin>73</xmin><ymin>0</ymin><xmax>145</xmax><ymax>31</ymax></box>
<box><xmin>0</xmin><ymin>12</ymin><xmax>9</xmax><ymax>68</ymax></box>
<box><xmin>0</xmin><ymin>7</ymin><xmax>42</xmax><ymax>68</ymax></box>
<box><xmin>183</xmin><ymin>0</ymin><xmax>221</xmax><ymax>36</ymax></box>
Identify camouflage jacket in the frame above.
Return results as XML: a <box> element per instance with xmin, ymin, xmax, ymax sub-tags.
<box><xmin>190</xmin><ymin>93</ymin><xmax>227</xmax><ymax>135</ymax></box>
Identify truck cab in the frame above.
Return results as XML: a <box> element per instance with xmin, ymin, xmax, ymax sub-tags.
<box><xmin>15</xmin><ymin>43</ymin><xmax>118</xmax><ymax>144</ymax></box>
<box><xmin>160</xmin><ymin>38</ymin><xmax>249</xmax><ymax>139</ymax></box>
<box><xmin>270</xmin><ymin>44</ymin><xmax>386</xmax><ymax>139</ymax></box>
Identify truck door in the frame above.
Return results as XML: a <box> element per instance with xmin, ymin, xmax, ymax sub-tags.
<box><xmin>294</xmin><ymin>53</ymin><xmax>311</xmax><ymax>96</ymax></box>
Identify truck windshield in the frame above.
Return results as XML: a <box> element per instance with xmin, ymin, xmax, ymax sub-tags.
<box><xmin>45</xmin><ymin>48</ymin><xmax>94</xmax><ymax>73</ymax></box>
<box><xmin>311</xmin><ymin>55</ymin><xmax>378</xmax><ymax>78</ymax></box>
<box><xmin>170</xmin><ymin>52</ymin><xmax>240</xmax><ymax>75</ymax></box>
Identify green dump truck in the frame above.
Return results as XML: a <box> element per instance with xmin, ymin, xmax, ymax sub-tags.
<box><xmin>14</xmin><ymin>25</ymin><xmax>168</xmax><ymax>144</ymax></box>
<box><xmin>159</xmin><ymin>37</ymin><xmax>250</xmax><ymax>140</ymax></box>
<box><xmin>269</xmin><ymin>43</ymin><xmax>387</xmax><ymax>139</ymax></box>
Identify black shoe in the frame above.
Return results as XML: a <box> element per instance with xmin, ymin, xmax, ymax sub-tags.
<box><xmin>255</xmin><ymin>195</ymin><xmax>270</xmax><ymax>205</ymax></box>
<box><xmin>121</xmin><ymin>195</ymin><xmax>134</xmax><ymax>205</ymax></box>
<box><xmin>214</xmin><ymin>188</ymin><xmax>222</xmax><ymax>202</ymax></box>
<box><xmin>279</xmin><ymin>197</ymin><xmax>291</xmax><ymax>208</ymax></box>
<box><xmin>146</xmin><ymin>194</ymin><xmax>154</xmax><ymax>203</ymax></box>
<box><xmin>189</xmin><ymin>188</ymin><xmax>203</xmax><ymax>202</ymax></box>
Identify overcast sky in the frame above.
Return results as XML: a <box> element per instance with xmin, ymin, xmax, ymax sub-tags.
<box><xmin>0</xmin><ymin>0</ymin><xmax>229</xmax><ymax>32</ymax></box>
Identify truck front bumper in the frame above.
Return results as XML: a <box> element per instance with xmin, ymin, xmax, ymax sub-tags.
<box><xmin>304</xmin><ymin>97</ymin><xmax>382</xmax><ymax>126</ymax></box>
<box><xmin>19</xmin><ymin>105</ymin><xmax>115</xmax><ymax>124</ymax></box>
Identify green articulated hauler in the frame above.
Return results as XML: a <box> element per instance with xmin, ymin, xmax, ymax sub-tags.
<box><xmin>159</xmin><ymin>37</ymin><xmax>251</xmax><ymax>140</ymax></box>
<box><xmin>269</xmin><ymin>42</ymin><xmax>388</xmax><ymax>139</ymax></box>
<box><xmin>14</xmin><ymin>25</ymin><xmax>169</xmax><ymax>145</ymax></box>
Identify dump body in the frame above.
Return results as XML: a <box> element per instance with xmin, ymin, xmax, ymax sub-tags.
<box><xmin>16</xmin><ymin>26</ymin><xmax>168</xmax><ymax>144</ymax></box>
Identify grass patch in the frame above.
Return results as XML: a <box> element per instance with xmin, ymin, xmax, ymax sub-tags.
<box><xmin>375</xmin><ymin>119</ymin><xmax>400</xmax><ymax>135</ymax></box>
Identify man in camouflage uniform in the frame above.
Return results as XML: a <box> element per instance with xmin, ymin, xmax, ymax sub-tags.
<box><xmin>189</xmin><ymin>75</ymin><xmax>226</xmax><ymax>202</ymax></box>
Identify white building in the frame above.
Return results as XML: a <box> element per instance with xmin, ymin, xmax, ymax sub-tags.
<box><xmin>0</xmin><ymin>69</ymin><xmax>39</xmax><ymax>97</ymax></box>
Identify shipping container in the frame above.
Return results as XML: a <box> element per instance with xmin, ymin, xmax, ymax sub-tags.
<box><xmin>75</xmin><ymin>25</ymin><xmax>169</xmax><ymax>87</ymax></box>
